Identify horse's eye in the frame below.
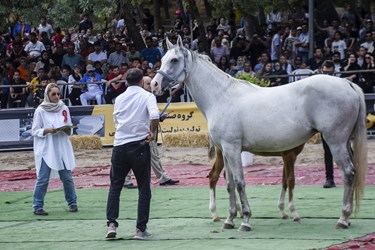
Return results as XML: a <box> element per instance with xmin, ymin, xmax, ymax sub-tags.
<box><xmin>171</xmin><ymin>58</ymin><xmax>178</xmax><ymax>63</ymax></box>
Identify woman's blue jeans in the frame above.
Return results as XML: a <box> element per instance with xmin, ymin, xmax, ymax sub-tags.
<box><xmin>33</xmin><ymin>158</ymin><xmax>77</xmax><ymax>211</ymax></box>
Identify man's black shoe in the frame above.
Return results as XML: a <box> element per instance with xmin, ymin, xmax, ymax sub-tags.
<box><xmin>124</xmin><ymin>183</ymin><xmax>138</xmax><ymax>189</ymax></box>
<box><xmin>34</xmin><ymin>209</ymin><xmax>49</xmax><ymax>216</ymax></box>
<box><xmin>323</xmin><ymin>179</ymin><xmax>336</xmax><ymax>188</ymax></box>
<box><xmin>160</xmin><ymin>179</ymin><xmax>180</xmax><ymax>186</ymax></box>
<box><xmin>69</xmin><ymin>205</ymin><xmax>78</xmax><ymax>212</ymax></box>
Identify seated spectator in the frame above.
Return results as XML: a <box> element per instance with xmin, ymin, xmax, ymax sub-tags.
<box><xmin>235</xmin><ymin>61</ymin><xmax>255</xmax><ymax>78</ymax></box>
<box><xmin>61</xmin><ymin>44</ymin><xmax>84</xmax><ymax>70</ymax></box>
<box><xmin>0</xmin><ymin>69</ymin><xmax>9</xmax><ymax>109</ymax></box>
<box><xmin>17</xmin><ymin>57</ymin><xmax>34</xmax><ymax>81</ymax></box>
<box><xmin>227</xmin><ymin>59</ymin><xmax>238</xmax><ymax>76</ymax></box>
<box><xmin>9</xmin><ymin>70</ymin><xmax>27</xmax><ymax>108</ymax></box>
<box><xmin>33</xmin><ymin>76</ymin><xmax>50</xmax><ymax>108</ymax></box>
<box><xmin>34</xmin><ymin>51</ymin><xmax>54</xmax><ymax>73</ymax></box>
<box><xmin>104</xmin><ymin>65</ymin><xmax>126</xmax><ymax>104</ymax></box>
<box><xmin>78</xmin><ymin>64</ymin><xmax>103</xmax><ymax>105</ymax></box>
<box><xmin>359</xmin><ymin>53</ymin><xmax>375</xmax><ymax>93</ymax></box>
<box><xmin>108</xmin><ymin>42</ymin><xmax>129</xmax><ymax>68</ymax></box>
<box><xmin>24</xmin><ymin>32</ymin><xmax>46</xmax><ymax>61</ymax></box>
<box><xmin>87</xmin><ymin>41</ymin><xmax>107</xmax><ymax>65</ymax></box>
<box><xmin>67</xmin><ymin>64</ymin><xmax>83</xmax><ymax>105</ymax></box>
<box><xmin>27</xmin><ymin>68</ymin><xmax>46</xmax><ymax>107</ymax></box>
<box><xmin>270</xmin><ymin>61</ymin><xmax>288</xmax><ymax>86</ymax></box>
<box><xmin>279</xmin><ymin>55</ymin><xmax>293</xmax><ymax>75</ymax></box>
<box><xmin>211</xmin><ymin>36</ymin><xmax>230</xmax><ymax>64</ymax></box>
<box><xmin>341</xmin><ymin>52</ymin><xmax>360</xmax><ymax>83</ymax></box>
<box><xmin>141</xmin><ymin>37</ymin><xmax>161</xmax><ymax>65</ymax></box>
<box><xmin>127</xmin><ymin>44</ymin><xmax>141</xmax><ymax>61</ymax></box>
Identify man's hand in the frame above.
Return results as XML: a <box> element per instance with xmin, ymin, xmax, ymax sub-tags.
<box><xmin>145</xmin><ymin>132</ymin><xmax>155</xmax><ymax>143</ymax></box>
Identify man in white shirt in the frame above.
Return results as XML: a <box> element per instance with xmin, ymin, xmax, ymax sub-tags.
<box><xmin>87</xmin><ymin>41</ymin><xmax>107</xmax><ymax>65</ymax></box>
<box><xmin>37</xmin><ymin>16</ymin><xmax>54</xmax><ymax>39</ymax></box>
<box><xmin>24</xmin><ymin>32</ymin><xmax>46</xmax><ymax>61</ymax></box>
<box><xmin>106</xmin><ymin>68</ymin><xmax>159</xmax><ymax>240</ymax></box>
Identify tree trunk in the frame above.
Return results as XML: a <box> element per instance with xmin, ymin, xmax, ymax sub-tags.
<box><xmin>203</xmin><ymin>0</ymin><xmax>212</xmax><ymax>18</ymax></box>
<box><xmin>163</xmin><ymin>0</ymin><xmax>170</xmax><ymax>20</ymax></box>
<box><xmin>186</xmin><ymin>0</ymin><xmax>209</xmax><ymax>54</ymax></box>
<box><xmin>120</xmin><ymin>4</ymin><xmax>146</xmax><ymax>51</ymax></box>
<box><xmin>154</xmin><ymin>0</ymin><xmax>161</xmax><ymax>32</ymax></box>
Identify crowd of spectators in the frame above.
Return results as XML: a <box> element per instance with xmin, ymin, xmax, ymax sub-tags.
<box><xmin>0</xmin><ymin>4</ymin><xmax>375</xmax><ymax>109</ymax></box>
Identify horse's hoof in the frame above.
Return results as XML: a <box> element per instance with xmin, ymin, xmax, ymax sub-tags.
<box><xmin>238</xmin><ymin>223</ymin><xmax>252</xmax><ymax>232</ymax></box>
<box><xmin>335</xmin><ymin>222</ymin><xmax>349</xmax><ymax>229</ymax></box>
<box><xmin>213</xmin><ymin>216</ymin><xmax>221</xmax><ymax>222</ymax></box>
<box><xmin>223</xmin><ymin>222</ymin><xmax>235</xmax><ymax>229</ymax></box>
<box><xmin>281</xmin><ymin>214</ymin><xmax>289</xmax><ymax>219</ymax></box>
<box><xmin>293</xmin><ymin>217</ymin><xmax>301</xmax><ymax>223</ymax></box>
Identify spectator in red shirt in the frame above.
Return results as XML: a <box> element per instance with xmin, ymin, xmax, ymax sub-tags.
<box><xmin>104</xmin><ymin>65</ymin><xmax>127</xmax><ymax>104</ymax></box>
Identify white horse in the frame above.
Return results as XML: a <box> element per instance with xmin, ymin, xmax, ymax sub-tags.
<box><xmin>151</xmin><ymin>36</ymin><xmax>368</xmax><ymax>231</ymax></box>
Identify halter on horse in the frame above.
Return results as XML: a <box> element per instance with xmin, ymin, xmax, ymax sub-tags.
<box><xmin>151</xmin><ymin>36</ymin><xmax>367</xmax><ymax>231</ymax></box>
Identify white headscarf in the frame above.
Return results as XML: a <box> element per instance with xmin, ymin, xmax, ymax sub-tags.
<box><xmin>39</xmin><ymin>83</ymin><xmax>65</xmax><ymax>112</ymax></box>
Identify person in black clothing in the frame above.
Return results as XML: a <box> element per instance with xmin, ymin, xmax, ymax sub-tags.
<box><xmin>319</xmin><ymin>60</ymin><xmax>336</xmax><ymax>188</ymax></box>
<box><xmin>78</xmin><ymin>14</ymin><xmax>93</xmax><ymax>33</ymax></box>
<box><xmin>9</xmin><ymin>70</ymin><xmax>27</xmax><ymax>108</ymax></box>
<box><xmin>359</xmin><ymin>52</ymin><xmax>375</xmax><ymax>93</ymax></box>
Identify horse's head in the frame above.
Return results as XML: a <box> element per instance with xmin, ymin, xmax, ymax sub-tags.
<box><xmin>151</xmin><ymin>35</ymin><xmax>190</xmax><ymax>96</ymax></box>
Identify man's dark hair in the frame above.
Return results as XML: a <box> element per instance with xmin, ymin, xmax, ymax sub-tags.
<box><xmin>126</xmin><ymin>68</ymin><xmax>144</xmax><ymax>85</ymax></box>
<box><xmin>322</xmin><ymin>60</ymin><xmax>334</xmax><ymax>68</ymax></box>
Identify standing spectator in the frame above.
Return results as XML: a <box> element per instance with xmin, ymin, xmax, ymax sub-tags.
<box><xmin>24</xmin><ymin>32</ymin><xmax>46</xmax><ymax>61</ymax></box>
<box><xmin>266</xmin><ymin>8</ymin><xmax>282</xmax><ymax>31</ymax></box>
<box><xmin>331</xmin><ymin>31</ymin><xmax>347</xmax><ymax>60</ymax></box>
<box><xmin>283</xmin><ymin>27</ymin><xmax>299</xmax><ymax>61</ymax></box>
<box><xmin>245</xmin><ymin>33</ymin><xmax>268</xmax><ymax>68</ymax></box>
<box><xmin>37</xmin><ymin>16</ymin><xmax>54</xmax><ymax>39</ymax></box>
<box><xmin>87</xmin><ymin>41</ymin><xmax>107</xmax><ymax>65</ymax></box>
<box><xmin>31</xmin><ymin>82</ymin><xmax>78</xmax><ymax>215</ymax></box>
<box><xmin>141</xmin><ymin>37</ymin><xmax>161</xmax><ymax>66</ymax></box>
<box><xmin>105</xmin><ymin>68</ymin><xmax>159</xmax><ymax>239</ymax></box>
<box><xmin>78</xmin><ymin>64</ymin><xmax>103</xmax><ymax>105</ymax></box>
<box><xmin>104</xmin><ymin>65</ymin><xmax>126</xmax><ymax>104</ymax></box>
<box><xmin>9</xmin><ymin>70</ymin><xmax>27</xmax><ymax>107</ymax></box>
<box><xmin>216</xmin><ymin>17</ymin><xmax>231</xmax><ymax>36</ymax></box>
<box><xmin>294</xmin><ymin>24</ymin><xmax>309</xmax><ymax>64</ymax></box>
<box><xmin>229</xmin><ymin>35</ymin><xmax>247</xmax><ymax>60</ymax></box>
<box><xmin>107</xmin><ymin>42</ymin><xmax>129</xmax><ymax>68</ymax></box>
<box><xmin>319</xmin><ymin>60</ymin><xmax>336</xmax><ymax>188</ymax></box>
<box><xmin>211</xmin><ymin>36</ymin><xmax>230</xmax><ymax>64</ymax></box>
<box><xmin>78</xmin><ymin>14</ymin><xmax>93</xmax><ymax>33</ymax></box>
<box><xmin>270</xmin><ymin>26</ymin><xmax>284</xmax><ymax>62</ymax></box>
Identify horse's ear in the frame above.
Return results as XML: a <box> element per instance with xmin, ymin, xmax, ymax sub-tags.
<box><xmin>177</xmin><ymin>35</ymin><xmax>184</xmax><ymax>48</ymax></box>
<box><xmin>166</xmin><ymin>35</ymin><xmax>174</xmax><ymax>50</ymax></box>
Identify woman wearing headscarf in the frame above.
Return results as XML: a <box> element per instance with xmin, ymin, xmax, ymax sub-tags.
<box><xmin>31</xmin><ymin>83</ymin><xmax>78</xmax><ymax>215</ymax></box>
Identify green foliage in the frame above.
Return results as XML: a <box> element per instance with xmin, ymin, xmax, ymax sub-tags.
<box><xmin>236</xmin><ymin>74</ymin><xmax>271</xmax><ymax>87</ymax></box>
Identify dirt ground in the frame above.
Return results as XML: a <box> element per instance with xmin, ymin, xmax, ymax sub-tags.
<box><xmin>1</xmin><ymin>140</ymin><xmax>375</xmax><ymax>171</ymax></box>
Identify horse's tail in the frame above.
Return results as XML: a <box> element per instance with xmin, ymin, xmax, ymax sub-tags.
<box><xmin>351</xmin><ymin>83</ymin><xmax>368</xmax><ymax>214</ymax></box>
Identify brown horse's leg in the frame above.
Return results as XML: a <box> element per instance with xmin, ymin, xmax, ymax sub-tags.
<box><xmin>278</xmin><ymin>165</ymin><xmax>289</xmax><ymax>219</ymax></box>
<box><xmin>280</xmin><ymin>144</ymin><xmax>305</xmax><ymax>222</ymax></box>
<box><xmin>209</xmin><ymin>147</ymin><xmax>224</xmax><ymax>222</ymax></box>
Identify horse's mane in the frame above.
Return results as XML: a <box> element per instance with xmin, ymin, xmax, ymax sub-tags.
<box><xmin>190</xmin><ymin>50</ymin><xmax>261</xmax><ymax>89</ymax></box>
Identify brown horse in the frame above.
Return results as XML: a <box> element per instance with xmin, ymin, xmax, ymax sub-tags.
<box><xmin>208</xmin><ymin>145</ymin><xmax>305</xmax><ymax>222</ymax></box>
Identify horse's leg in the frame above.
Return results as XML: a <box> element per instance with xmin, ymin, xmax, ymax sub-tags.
<box><xmin>208</xmin><ymin>147</ymin><xmax>224</xmax><ymax>222</ymax></box>
<box><xmin>280</xmin><ymin>144</ymin><xmax>304</xmax><ymax>221</ymax></box>
<box><xmin>278</xmin><ymin>166</ymin><xmax>289</xmax><ymax>219</ymax></box>
<box><xmin>330</xmin><ymin>143</ymin><xmax>355</xmax><ymax>229</ymax></box>
<box><xmin>222</xmin><ymin>156</ymin><xmax>237</xmax><ymax>229</ymax></box>
<box><xmin>222</xmin><ymin>145</ymin><xmax>252</xmax><ymax>232</ymax></box>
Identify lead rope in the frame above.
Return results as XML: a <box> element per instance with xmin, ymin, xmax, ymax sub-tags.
<box><xmin>157</xmin><ymin>96</ymin><xmax>172</xmax><ymax>157</ymax></box>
